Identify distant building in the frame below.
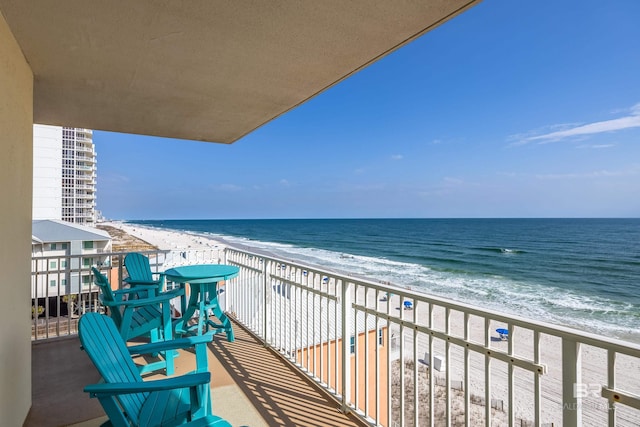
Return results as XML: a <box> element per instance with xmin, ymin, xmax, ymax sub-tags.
<box><xmin>33</xmin><ymin>125</ymin><xmax>97</xmax><ymax>225</ymax></box>
<box><xmin>31</xmin><ymin>220</ymin><xmax>111</xmax><ymax>316</ymax></box>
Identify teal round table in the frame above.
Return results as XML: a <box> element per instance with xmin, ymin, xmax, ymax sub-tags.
<box><xmin>164</xmin><ymin>264</ymin><xmax>239</xmax><ymax>341</ymax></box>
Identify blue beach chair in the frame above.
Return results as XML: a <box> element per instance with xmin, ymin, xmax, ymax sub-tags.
<box><xmin>124</xmin><ymin>252</ymin><xmax>166</xmax><ymax>297</ymax></box>
<box><xmin>78</xmin><ymin>313</ymin><xmax>230</xmax><ymax>427</ymax></box>
<box><xmin>91</xmin><ymin>267</ymin><xmax>181</xmax><ymax>375</ymax></box>
<box><xmin>496</xmin><ymin>328</ymin><xmax>509</xmax><ymax>341</ymax></box>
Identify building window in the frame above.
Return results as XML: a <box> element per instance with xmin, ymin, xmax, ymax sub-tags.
<box><xmin>350</xmin><ymin>336</ymin><xmax>355</xmax><ymax>354</ymax></box>
<box><xmin>83</xmin><ymin>241</ymin><xmax>94</xmax><ymax>249</ymax></box>
<box><xmin>378</xmin><ymin>329</ymin><xmax>384</xmax><ymax>345</ymax></box>
<box><xmin>62</xmin><ymin>243</ymin><xmax>67</xmax><ymax>250</ymax></box>
<box><xmin>61</xmin><ymin>279</ymin><xmax>67</xmax><ymax>287</ymax></box>
<box><xmin>50</xmin><ymin>243</ymin><xmax>57</xmax><ymax>250</ymax></box>
<box><xmin>61</xmin><ymin>260</ymin><xmax>68</xmax><ymax>269</ymax></box>
<box><xmin>50</xmin><ymin>279</ymin><xmax>56</xmax><ymax>287</ymax></box>
<box><xmin>82</xmin><ymin>258</ymin><xmax>93</xmax><ymax>267</ymax></box>
<box><xmin>49</xmin><ymin>260</ymin><xmax>57</xmax><ymax>269</ymax></box>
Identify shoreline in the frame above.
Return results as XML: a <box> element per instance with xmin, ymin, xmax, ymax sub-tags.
<box><xmin>106</xmin><ymin>220</ymin><xmax>640</xmax><ymax>344</ymax></box>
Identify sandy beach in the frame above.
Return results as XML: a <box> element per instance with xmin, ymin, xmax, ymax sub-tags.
<box><xmin>101</xmin><ymin>221</ymin><xmax>640</xmax><ymax>427</ymax></box>
<box><xmin>102</xmin><ymin>221</ymin><xmax>227</xmax><ymax>253</ymax></box>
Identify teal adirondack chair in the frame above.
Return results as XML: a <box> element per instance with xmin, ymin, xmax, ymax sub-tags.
<box><xmin>79</xmin><ymin>313</ymin><xmax>231</xmax><ymax>427</ymax></box>
<box><xmin>124</xmin><ymin>252</ymin><xmax>166</xmax><ymax>297</ymax></box>
<box><xmin>91</xmin><ymin>267</ymin><xmax>182</xmax><ymax>375</ymax></box>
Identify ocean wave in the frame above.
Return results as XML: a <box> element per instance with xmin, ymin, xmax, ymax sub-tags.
<box><xmin>217</xmin><ymin>233</ymin><xmax>639</xmax><ymax>342</ymax></box>
<box><xmin>135</xmin><ymin>222</ymin><xmax>640</xmax><ymax>343</ymax></box>
<box><xmin>469</xmin><ymin>246</ymin><xmax>526</xmax><ymax>254</ymax></box>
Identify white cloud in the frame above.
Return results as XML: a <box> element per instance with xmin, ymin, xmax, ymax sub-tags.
<box><xmin>443</xmin><ymin>177</ymin><xmax>464</xmax><ymax>185</ymax></box>
<box><xmin>535</xmin><ymin>167</ymin><xmax>639</xmax><ymax>180</ymax></box>
<box><xmin>391</xmin><ymin>154</ymin><xmax>403</xmax><ymax>160</ymax></box>
<box><xmin>577</xmin><ymin>143</ymin><xmax>615</xmax><ymax>149</ymax></box>
<box><xmin>279</xmin><ymin>179</ymin><xmax>290</xmax><ymax>186</ymax></box>
<box><xmin>212</xmin><ymin>183</ymin><xmax>242</xmax><ymax>191</ymax></box>
<box><xmin>510</xmin><ymin>103</ymin><xmax>640</xmax><ymax>145</ymax></box>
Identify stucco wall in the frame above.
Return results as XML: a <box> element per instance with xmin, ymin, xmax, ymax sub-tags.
<box><xmin>0</xmin><ymin>10</ymin><xmax>34</xmax><ymax>426</ymax></box>
<box><xmin>296</xmin><ymin>328</ymin><xmax>389</xmax><ymax>426</ymax></box>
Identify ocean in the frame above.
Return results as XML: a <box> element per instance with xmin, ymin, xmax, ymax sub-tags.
<box><xmin>128</xmin><ymin>218</ymin><xmax>640</xmax><ymax>343</ymax></box>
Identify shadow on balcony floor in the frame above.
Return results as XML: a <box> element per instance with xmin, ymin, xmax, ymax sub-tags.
<box><xmin>26</xmin><ymin>318</ymin><xmax>366</xmax><ymax>427</ymax></box>
<box><xmin>211</xmin><ymin>320</ymin><xmax>365</xmax><ymax>427</ymax></box>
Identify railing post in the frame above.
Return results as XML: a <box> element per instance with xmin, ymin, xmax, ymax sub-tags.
<box><xmin>117</xmin><ymin>254</ymin><xmax>124</xmax><ymax>290</ymax></box>
<box><xmin>341</xmin><ymin>280</ymin><xmax>353</xmax><ymax>413</ymax></box>
<box><xmin>262</xmin><ymin>257</ymin><xmax>268</xmax><ymax>346</ymax></box>
<box><xmin>562</xmin><ymin>338</ymin><xmax>582</xmax><ymax>427</ymax></box>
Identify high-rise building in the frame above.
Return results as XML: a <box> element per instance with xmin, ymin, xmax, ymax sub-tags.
<box><xmin>33</xmin><ymin>125</ymin><xmax>97</xmax><ymax>225</ymax></box>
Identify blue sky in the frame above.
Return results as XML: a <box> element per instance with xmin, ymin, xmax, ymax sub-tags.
<box><xmin>95</xmin><ymin>1</ymin><xmax>640</xmax><ymax>220</ymax></box>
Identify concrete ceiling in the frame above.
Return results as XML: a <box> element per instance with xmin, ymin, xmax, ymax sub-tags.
<box><xmin>1</xmin><ymin>1</ymin><xmax>480</xmax><ymax>144</ymax></box>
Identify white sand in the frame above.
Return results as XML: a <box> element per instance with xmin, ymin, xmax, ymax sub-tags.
<box><xmin>378</xmin><ymin>292</ymin><xmax>640</xmax><ymax>426</ymax></box>
<box><xmin>103</xmin><ymin>221</ymin><xmax>640</xmax><ymax>426</ymax></box>
<box><xmin>105</xmin><ymin>221</ymin><xmax>227</xmax><ymax>252</ymax></box>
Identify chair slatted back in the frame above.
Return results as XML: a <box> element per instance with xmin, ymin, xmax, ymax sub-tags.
<box><xmin>124</xmin><ymin>252</ymin><xmax>155</xmax><ymax>283</ymax></box>
<box><xmin>91</xmin><ymin>267</ymin><xmax>123</xmax><ymax>328</ymax></box>
<box><xmin>79</xmin><ymin>313</ymin><xmax>146</xmax><ymax>424</ymax></box>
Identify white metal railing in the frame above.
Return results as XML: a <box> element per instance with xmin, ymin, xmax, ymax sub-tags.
<box><xmin>30</xmin><ymin>248</ymin><xmax>221</xmax><ymax>341</ymax></box>
<box><xmin>223</xmin><ymin>247</ymin><xmax>640</xmax><ymax>427</ymax></box>
<box><xmin>29</xmin><ymin>246</ymin><xmax>640</xmax><ymax>426</ymax></box>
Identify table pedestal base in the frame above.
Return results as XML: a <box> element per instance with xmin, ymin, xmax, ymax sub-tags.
<box><xmin>175</xmin><ymin>282</ymin><xmax>234</xmax><ymax>342</ymax></box>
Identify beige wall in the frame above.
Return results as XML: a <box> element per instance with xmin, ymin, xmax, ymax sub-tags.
<box><xmin>296</xmin><ymin>328</ymin><xmax>389</xmax><ymax>426</ymax></box>
<box><xmin>0</xmin><ymin>11</ymin><xmax>34</xmax><ymax>426</ymax></box>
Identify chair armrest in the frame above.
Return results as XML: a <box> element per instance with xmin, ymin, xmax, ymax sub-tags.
<box><xmin>100</xmin><ymin>288</ymin><xmax>150</xmax><ymax>307</ymax></box>
<box><xmin>159</xmin><ymin>287</ymin><xmax>184</xmax><ymax>298</ymax></box>
<box><xmin>112</xmin><ymin>288</ymin><xmax>149</xmax><ymax>298</ymax></box>
<box><xmin>127</xmin><ymin>333</ymin><xmax>214</xmax><ymax>355</ymax></box>
<box><xmin>84</xmin><ymin>372</ymin><xmax>211</xmax><ymax>396</ymax></box>
<box><xmin>110</xmin><ymin>291</ymin><xmax>183</xmax><ymax>308</ymax></box>
<box><xmin>123</xmin><ymin>278</ymin><xmax>160</xmax><ymax>286</ymax></box>
<box><xmin>115</xmin><ymin>285</ymin><xmax>182</xmax><ymax>297</ymax></box>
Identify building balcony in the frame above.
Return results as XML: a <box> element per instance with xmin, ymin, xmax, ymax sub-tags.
<box><xmin>74</xmin><ymin>193</ymin><xmax>96</xmax><ymax>200</ymax></box>
<box><xmin>27</xmin><ymin>318</ymin><xmax>367</xmax><ymax>427</ymax></box>
<box><xmin>28</xmin><ymin>249</ymin><xmax>640</xmax><ymax>427</ymax></box>
<box><xmin>74</xmin><ymin>174</ymin><xmax>95</xmax><ymax>182</ymax></box>
<box><xmin>73</xmin><ymin>201</ymin><xmax>95</xmax><ymax>209</ymax></box>
<box><xmin>74</xmin><ymin>144</ymin><xmax>95</xmax><ymax>154</ymax></box>
<box><xmin>73</xmin><ymin>184</ymin><xmax>94</xmax><ymax>190</ymax></box>
<box><xmin>72</xmin><ymin>204</ymin><xmax>93</xmax><ymax>211</ymax></box>
<box><xmin>75</xmin><ymin>135</ymin><xmax>93</xmax><ymax>143</ymax></box>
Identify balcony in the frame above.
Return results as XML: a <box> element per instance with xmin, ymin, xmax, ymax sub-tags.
<box><xmin>75</xmin><ymin>193</ymin><xmax>96</xmax><ymax>200</ymax></box>
<box><xmin>27</xmin><ymin>318</ymin><xmax>366</xmax><ymax>427</ymax></box>
<box><xmin>29</xmin><ymin>249</ymin><xmax>640</xmax><ymax>427</ymax></box>
<box><xmin>74</xmin><ymin>144</ymin><xmax>95</xmax><ymax>154</ymax></box>
<box><xmin>75</xmin><ymin>174</ymin><xmax>95</xmax><ymax>182</ymax></box>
